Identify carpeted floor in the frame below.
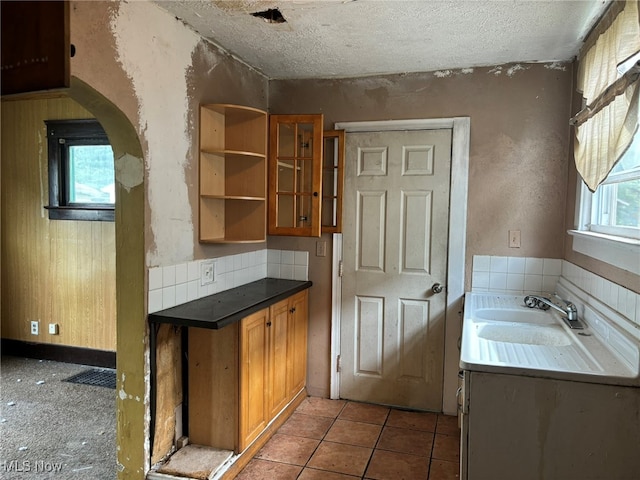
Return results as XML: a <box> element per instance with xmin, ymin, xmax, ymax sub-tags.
<box><xmin>0</xmin><ymin>355</ymin><xmax>116</xmax><ymax>479</ymax></box>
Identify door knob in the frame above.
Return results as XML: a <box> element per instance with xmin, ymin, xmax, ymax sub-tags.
<box><xmin>431</xmin><ymin>283</ymin><xmax>445</xmax><ymax>294</ymax></box>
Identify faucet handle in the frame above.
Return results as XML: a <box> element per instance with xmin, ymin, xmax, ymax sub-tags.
<box><xmin>553</xmin><ymin>293</ymin><xmax>576</xmax><ymax>308</ymax></box>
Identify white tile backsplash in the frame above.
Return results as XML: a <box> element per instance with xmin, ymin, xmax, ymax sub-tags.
<box><xmin>149</xmin><ymin>267</ymin><xmax>163</xmax><ymax>291</ymax></box>
<box><xmin>148</xmin><ymin>248</ymin><xmax>309</xmax><ymax>313</ymax></box>
<box><xmin>507</xmin><ymin>257</ymin><xmax>525</xmax><ymax>274</ymax></box>
<box><xmin>472</xmin><ymin>255</ymin><xmax>561</xmax><ymax>295</ymax></box>
<box><xmin>525</xmin><ymin>257</ymin><xmax>544</xmax><ymax>275</ymax></box>
<box><xmin>175</xmin><ymin>263</ymin><xmax>188</xmax><ymax>285</ymax></box>
<box><xmin>490</xmin><ymin>256</ymin><xmax>508</xmax><ymax>273</ymax></box>
<box><xmin>162</xmin><ymin>265</ymin><xmax>176</xmax><ymax>288</ymax></box>
<box><xmin>472</xmin><ymin>255</ymin><xmax>491</xmax><ymax>272</ymax></box>
<box><xmin>560</xmin><ymin>260</ymin><xmax>639</xmax><ymax>327</ymax></box>
<box><xmin>472</xmin><ymin>255</ymin><xmax>640</xmax><ymax>327</ymax></box>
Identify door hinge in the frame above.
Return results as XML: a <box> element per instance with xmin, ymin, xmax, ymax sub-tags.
<box><xmin>336</xmin><ymin>354</ymin><xmax>341</xmax><ymax>372</ymax></box>
<box><xmin>338</xmin><ymin>260</ymin><xmax>344</xmax><ymax>277</ymax></box>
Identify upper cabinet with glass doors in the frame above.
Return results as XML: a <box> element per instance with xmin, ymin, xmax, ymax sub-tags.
<box><xmin>321</xmin><ymin>130</ymin><xmax>345</xmax><ymax>234</ymax></box>
<box><xmin>268</xmin><ymin>115</ymin><xmax>324</xmax><ymax>236</ymax></box>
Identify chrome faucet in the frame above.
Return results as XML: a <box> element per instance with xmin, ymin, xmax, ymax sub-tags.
<box><xmin>524</xmin><ymin>294</ymin><xmax>585</xmax><ymax>329</ymax></box>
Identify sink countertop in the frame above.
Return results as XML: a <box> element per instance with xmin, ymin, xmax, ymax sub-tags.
<box><xmin>460</xmin><ymin>292</ymin><xmax>640</xmax><ymax>387</ymax></box>
<box><xmin>148</xmin><ymin>278</ymin><xmax>312</xmax><ymax>329</ymax></box>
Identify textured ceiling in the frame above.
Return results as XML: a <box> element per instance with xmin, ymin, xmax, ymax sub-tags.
<box><xmin>154</xmin><ymin>0</ymin><xmax>610</xmax><ymax>79</ymax></box>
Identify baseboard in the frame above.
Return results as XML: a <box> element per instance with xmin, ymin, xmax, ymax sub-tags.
<box><xmin>0</xmin><ymin>338</ymin><xmax>116</xmax><ymax>368</ymax></box>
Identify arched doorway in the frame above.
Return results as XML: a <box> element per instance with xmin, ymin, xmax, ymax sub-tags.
<box><xmin>69</xmin><ymin>77</ymin><xmax>147</xmax><ymax>478</ymax></box>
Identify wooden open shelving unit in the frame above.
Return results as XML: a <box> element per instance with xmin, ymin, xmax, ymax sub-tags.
<box><xmin>199</xmin><ymin>104</ymin><xmax>267</xmax><ymax>243</ymax></box>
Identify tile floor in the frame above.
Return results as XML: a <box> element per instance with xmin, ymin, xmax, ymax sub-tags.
<box><xmin>236</xmin><ymin>397</ymin><xmax>460</xmax><ymax>480</ymax></box>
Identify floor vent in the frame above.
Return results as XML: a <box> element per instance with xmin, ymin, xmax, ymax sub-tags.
<box><xmin>64</xmin><ymin>368</ymin><xmax>116</xmax><ymax>389</ymax></box>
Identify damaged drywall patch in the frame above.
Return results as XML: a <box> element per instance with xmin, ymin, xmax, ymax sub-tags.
<box><xmin>433</xmin><ymin>67</ymin><xmax>474</xmax><ymax>78</ymax></box>
<box><xmin>110</xmin><ymin>1</ymin><xmax>199</xmax><ymax>265</ymax></box>
<box><xmin>115</xmin><ymin>153</ymin><xmax>144</xmax><ymax>192</ymax></box>
<box><xmin>506</xmin><ymin>64</ymin><xmax>527</xmax><ymax>76</ymax></box>
<box><xmin>545</xmin><ymin>62</ymin><xmax>567</xmax><ymax>71</ymax></box>
<box><xmin>487</xmin><ymin>64</ymin><xmax>530</xmax><ymax>77</ymax></box>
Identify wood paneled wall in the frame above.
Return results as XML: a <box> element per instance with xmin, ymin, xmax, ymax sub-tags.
<box><xmin>1</xmin><ymin>96</ymin><xmax>116</xmax><ymax>351</ymax></box>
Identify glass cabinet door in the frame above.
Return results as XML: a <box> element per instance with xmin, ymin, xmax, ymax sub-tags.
<box><xmin>268</xmin><ymin>114</ymin><xmax>323</xmax><ymax>236</ymax></box>
<box><xmin>321</xmin><ymin>130</ymin><xmax>345</xmax><ymax>233</ymax></box>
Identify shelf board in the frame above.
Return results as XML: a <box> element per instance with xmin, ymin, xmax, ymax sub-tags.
<box><xmin>200</xmin><ymin>195</ymin><xmax>266</xmax><ymax>201</ymax></box>
<box><xmin>201</xmin><ymin>104</ymin><xmax>267</xmax><ymax>117</ymax></box>
<box><xmin>201</xmin><ymin>149</ymin><xmax>266</xmax><ymax>159</ymax></box>
<box><xmin>200</xmin><ymin>237</ymin><xmax>266</xmax><ymax>244</ymax></box>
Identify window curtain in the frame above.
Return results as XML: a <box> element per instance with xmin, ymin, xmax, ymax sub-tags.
<box><xmin>572</xmin><ymin>0</ymin><xmax>640</xmax><ymax>192</ymax></box>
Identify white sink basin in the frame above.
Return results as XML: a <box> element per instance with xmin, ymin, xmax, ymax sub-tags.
<box><xmin>460</xmin><ymin>292</ymin><xmax>640</xmax><ymax>386</ymax></box>
<box><xmin>476</xmin><ymin>323</ymin><xmax>572</xmax><ymax>346</ymax></box>
<box><xmin>474</xmin><ymin>308</ymin><xmax>555</xmax><ymax>325</ymax></box>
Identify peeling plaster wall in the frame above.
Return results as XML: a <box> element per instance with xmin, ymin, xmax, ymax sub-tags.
<box><xmin>70</xmin><ymin>1</ymin><xmax>268</xmax><ymax>477</ymax></box>
<box><xmin>269</xmin><ymin>64</ymin><xmax>573</xmax><ymax>399</ymax></box>
<box><xmin>110</xmin><ymin>1</ymin><xmax>199</xmax><ymax>266</ymax></box>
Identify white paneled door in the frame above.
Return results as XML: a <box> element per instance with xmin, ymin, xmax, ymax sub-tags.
<box><xmin>340</xmin><ymin>129</ymin><xmax>452</xmax><ymax>411</ymax></box>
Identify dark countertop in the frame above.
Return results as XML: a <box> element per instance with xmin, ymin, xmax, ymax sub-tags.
<box><xmin>148</xmin><ymin>278</ymin><xmax>312</xmax><ymax>329</ymax></box>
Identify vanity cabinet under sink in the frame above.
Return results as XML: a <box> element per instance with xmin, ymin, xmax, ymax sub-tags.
<box><xmin>460</xmin><ymin>289</ymin><xmax>640</xmax><ymax>480</ymax></box>
<box><xmin>460</xmin><ymin>371</ymin><xmax>640</xmax><ymax>480</ymax></box>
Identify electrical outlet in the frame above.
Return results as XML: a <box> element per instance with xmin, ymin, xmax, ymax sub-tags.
<box><xmin>200</xmin><ymin>260</ymin><xmax>215</xmax><ymax>286</ymax></box>
<box><xmin>49</xmin><ymin>323</ymin><xmax>59</xmax><ymax>335</ymax></box>
<box><xmin>30</xmin><ymin>321</ymin><xmax>39</xmax><ymax>335</ymax></box>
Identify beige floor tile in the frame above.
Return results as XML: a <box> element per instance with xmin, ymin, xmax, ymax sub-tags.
<box><xmin>296</xmin><ymin>397</ymin><xmax>346</xmax><ymax>418</ymax></box>
<box><xmin>235</xmin><ymin>459</ymin><xmax>302</xmax><ymax>480</ymax></box>
<box><xmin>428</xmin><ymin>459</ymin><xmax>460</xmax><ymax>480</ymax></box>
<box><xmin>325</xmin><ymin>419</ymin><xmax>383</xmax><ymax>448</ymax></box>
<box><xmin>364</xmin><ymin>449</ymin><xmax>430</xmax><ymax>480</ymax></box>
<box><xmin>307</xmin><ymin>440</ymin><xmax>373</xmax><ymax>476</ymax></box>
<box><xmin>376</xmin><ymin>425</ymin><xmax>434</xmax><ymax>456</ymax></box>
<box><xmin>278</xmin><ymin>412</ymin><xmax>334</xmax><ymax>439</ymax></box>
<box><xmin>255</xmin><ymin>433</ymin><xmax>319</xmax><ymax>466</ymax></box>
<box><xmin>386</xmin><ymin>409</ymin><xmax>437</xmax><ymax>432</ymax></box>
<box><xmin>338</xmin><ymin>401</ymin><xmax>390</xmax><ymax>425</ymax></box>
<box><xmin>436</xmin><ymin>414</ymin><xmax>460</xmax><ymax>436</ymax></box>
<box><xmin>432</xmin><ymin>434</ymin><xmax>460</xmax><ymax>463</ymax></box>
<box><xmin>298</xmin><ymin>467</ymin><xmax>361</xmax><ymax>479</ymax></box>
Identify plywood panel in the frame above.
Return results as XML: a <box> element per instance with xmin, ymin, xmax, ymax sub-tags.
<box><xmin>189</xmin><ymin>325</ymin><xmax>238</xmax><ymax>450</ymax></box>
<box><xmin>1</xmin><ymin>96</ymin><xmax>116</xmax><ymax>351</ymax></box>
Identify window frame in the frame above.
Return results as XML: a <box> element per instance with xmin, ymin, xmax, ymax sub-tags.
<box><xmin>45</xmin><ymin>119</ymin><xmax>115</xmax><ymax>222</ymax></box>
<box><xmin>572</xmin><ymin>142</ymin><xmax>640</xmax><ymax>275</ymax></box>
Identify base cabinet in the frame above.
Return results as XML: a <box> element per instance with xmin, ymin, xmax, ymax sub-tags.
<box><xmin>189</xmin><ymin>289</ymin><xmax>309</xmax><ymax>454</ymax></box>
<box><xmin>461</xmin><ymin>371</ymin><xmax>640</xmax><ymax>480</ymax></box>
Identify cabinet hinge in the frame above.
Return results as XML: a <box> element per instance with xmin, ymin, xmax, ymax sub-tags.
<box><xmin>338</xmin><ymin>260</ymin><xmax>344</xmax><ymax>277</ymax></box>
<box><xmin>336</xmin><ymin>354</ymin><xmax>341</xmax><ymax>372</ymax></box>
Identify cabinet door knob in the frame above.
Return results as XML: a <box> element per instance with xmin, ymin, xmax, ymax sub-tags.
<box><xmin>266</xmin><ymin>321</ymin><xmax>272</xmax><ymax>327</ymax></box>
<box><xmin>290</xmin><ymin>307</ymin><xmax>296</xmax><ymax>314</ymax></box>
<box><xmin>313</xmin><ymin>192</ymin><xmax>318</xmax><ymax>197</ymax></box>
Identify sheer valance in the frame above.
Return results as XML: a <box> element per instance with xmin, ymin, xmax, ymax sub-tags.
<box><xmin>572</xmin><ymin>0</ymin><xmax>640</xmax><ymax>192</ymax></box>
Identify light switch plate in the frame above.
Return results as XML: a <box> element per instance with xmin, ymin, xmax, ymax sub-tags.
<box><xmin>509</xmin><ymin>230</ymin><xmax>521</xmax><ymax>248</ymax></box>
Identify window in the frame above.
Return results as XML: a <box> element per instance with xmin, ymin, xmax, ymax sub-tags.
<box><xmin>45</xmin><ymin>119</ymin><xmax>115</xmax><ymax>221</ymax></box>
<box><xmin>573</xmin><ymin>132</ymin><xmax>640</xmax><ymax>275</ymax></box>
<box><xmin>588</xmin><ymin>137</ymin><xmax>640</xmax><ymax>239</ymax></box>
